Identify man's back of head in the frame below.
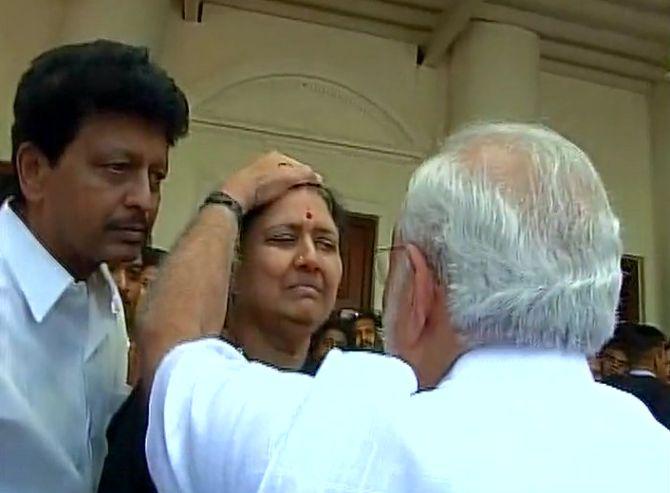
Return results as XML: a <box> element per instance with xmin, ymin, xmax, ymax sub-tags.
<box><xmin>391</xmin><ymin>122</ymin><xmax>622</xmax><ymax>355</ymax></box>
<box><xmin>376</xmin><ymin>122</ymin><xmax>670</xmax><ymax>492</ymax></box>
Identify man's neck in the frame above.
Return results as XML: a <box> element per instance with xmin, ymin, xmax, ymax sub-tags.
<box><xmin>18</xmin><ymin>202</ymin><xmax>95</xmax><ymax>281</ymax></box>
<box><xmin>629</xmin><ymin>366</ymin><xmax>657</xmax><ymax>378</ymax></box>
<box><xmin>227</xmin><ymin>311</ymin><xmax>310</xmax><ymax>370</ymax></box>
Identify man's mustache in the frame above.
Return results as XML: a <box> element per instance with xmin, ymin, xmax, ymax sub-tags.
<box><xmin>105</xmin><ymin>216</ymin><xmax>149</xmax><ymax>233</ymax></box>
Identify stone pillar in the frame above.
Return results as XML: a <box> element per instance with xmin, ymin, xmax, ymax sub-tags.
<box><xmin>59</xmin><ymin>0</ymin><xmax>171</xmax><ymax>56</ymax></box>
<box><xmin>650</xmin><ymin>82</ymin><xmax>670</xmax><ymax>332</ymax></box>
<box><xmin>448</xmin><ymin>21</ymin><xmax>540</xmax><ymax>130</ymax></box>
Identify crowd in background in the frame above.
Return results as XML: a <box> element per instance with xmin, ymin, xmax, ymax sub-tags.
<box><xmin>590</xmin><ymin>323</ymin><xmax>670</xmax><ymax>429</ymax></box>
<box><xmin>592</xmin><ymin>325</ymin><xmax>670</xmax><ymax>383</ymax></box>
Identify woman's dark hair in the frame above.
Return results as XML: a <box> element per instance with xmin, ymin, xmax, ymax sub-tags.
<box><xmin>10</xmin><ymin>39</ymin><xmax>189</xmax><ymax>200</ymax></box>
<box><xmin>239</xmin><ymin>184</ymin><xmax>347</xmax><ymax>245</ymax></box>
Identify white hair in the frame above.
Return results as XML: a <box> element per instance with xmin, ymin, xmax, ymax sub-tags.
<box><xmin>396</xmin><ymin>122</ymin><xmax>622</xmax><ymax>354</ymax></box>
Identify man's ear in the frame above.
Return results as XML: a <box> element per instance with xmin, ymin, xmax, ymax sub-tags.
<box><xmin>404</xmin><ymin>243</ymin><xmax>436</xmax><ymax>347</ymax></box>
<box><xmin>15</xmin><ymin>142</ymin><xmax>51</xmax><ymax>203</ymax></box>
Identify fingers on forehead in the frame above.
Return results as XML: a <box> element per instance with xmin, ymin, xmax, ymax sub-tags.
<box><xmin>271</xmin><ymin>151</ymin><xmax>302</xmax><ymax>166</ymax></box>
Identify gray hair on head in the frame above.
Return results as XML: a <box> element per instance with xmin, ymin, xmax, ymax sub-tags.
<box><xmin>397</xmin><ymin>122</ymin><xmax>622</xmax><ymax>354</ymax></box>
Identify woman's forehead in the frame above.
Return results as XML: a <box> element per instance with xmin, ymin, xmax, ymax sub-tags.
<box><xmin>257</xmin><ymin>187</ymin><xmax>336</xmax><ymax>228</ymax></box>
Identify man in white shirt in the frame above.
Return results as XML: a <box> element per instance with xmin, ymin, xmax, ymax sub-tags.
<box><xmin>142</xmin><ymin>125</ymin><xmax>670</xmax><ymax>493</ymax></box>
<box><xmin>0</xmin><ymin>40</ymin><xmax>188</xmax><ymax>492</ymax></box>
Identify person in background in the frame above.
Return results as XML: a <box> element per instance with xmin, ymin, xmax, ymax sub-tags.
<box><xmin>113</xmin><ymin>246</ymin><xmax>167</xmax><ymax>334</ymax></box>
<box><xmin>349</xmin><ymin>310</ymin><xmax>380</xmax><ymax>350</ymax></box>
<box><xmin>598</xmin><ymin>337</ymin><xmax>629</xmax><ymax>379</ymax></box>
<box><xmin>114</xmin><ymin>246</ymin><xmax>167</xmax><ymax>386</ymax></box>
<box><xmin>587</xmin><ymin>355</ymin><xmax>602</xmax><ymax>381</ymax></box>
<box><xmin>98</xmin><ymin>157</ymin><xmax>344</xmax><ymax>493</ymax></box>
<box><xmin>0</xmin><ymin>40</ymin><xmax>188</xmax><ymax>493</ymax></box>
<box><xmin>304</xmin><ymin>315</ymin><xmax>350</xmax><ymax>375</ymax></box>
<box><xmin>137</xmin><ymin>247</ymin><xmax>166</xmax><ymax>302</ymax></box>
<box><xmin>601</xmin><ymin>323</ymin><xmax>670</xmax><ymax>430</ymax></box>
<box><xmin>113</xmin><ymin>255</ymin><xmax>143</xmax><ymax>325</ymax></box>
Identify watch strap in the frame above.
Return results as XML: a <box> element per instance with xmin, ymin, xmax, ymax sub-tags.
<box><xmin>201</xmin><ymin>190</ymin><xmax>244</xmax><ymax>224</ymax></box>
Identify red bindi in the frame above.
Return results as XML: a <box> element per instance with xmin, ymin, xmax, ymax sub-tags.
<box><xmin>305</xmin><ymin>211</ymin><xmax>313</xmax><ymax>220</ymax></box>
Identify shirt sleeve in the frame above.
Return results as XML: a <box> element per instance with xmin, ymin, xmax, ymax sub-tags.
<box><xmin>146</xmin><ymin>338</ymin><xmax>313</xmax><ymax>493</ymax></box>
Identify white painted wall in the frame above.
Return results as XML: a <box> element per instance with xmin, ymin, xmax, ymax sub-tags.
<box><xmin>649</xmin><ymin>85</ymin><xmax>670</xmax><ymax>329</ymax></box>
<box><xmin>539</xmin><ymin>72</ymin><xmax>659</xmax><ymax>324</ymax></box>
<box><xmin>154</xmin><ymin>5</ymin><xmax>445</xmax><ymax>307</ymax></box>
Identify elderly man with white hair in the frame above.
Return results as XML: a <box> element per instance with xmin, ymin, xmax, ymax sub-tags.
<box><xmin>140</xmin><ymin>124</ymin><xmax>670</xmax><ymax>493</ymax></box>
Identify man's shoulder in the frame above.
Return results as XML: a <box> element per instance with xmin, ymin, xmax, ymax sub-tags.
<box><xmin>0</xmin><ymin>249</ymin><xmax>14</xmax><ymax>284</ymax></box>
<box><xmin>315</xmin><ymin>350</ymin><xmax>418</xmax><ymax>394</ymax></box>
<box><xmin>161</xmin><ymin>337</ymin><xmax>246</xmax><ymax>370</ymax></box>
<box><xmin>600</xmin><ymin>374</ymin><xmax>627</xmax><ymax>385</ymax></box>
<box><xmin>593</xmin><ymin>379</ymin><xmax>670</xmax><ymax>431</ymax></box>
<box><xmin>602</xmin><ymin>374</ymin><xmax>667</xmax><ymax>399</ymax></box>
<box><xmin>0</xmin><ymin>255</ymin><xmax>25</xmax><ymax>319</ymax></box>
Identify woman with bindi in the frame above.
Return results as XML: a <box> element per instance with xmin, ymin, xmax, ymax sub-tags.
<box><xmin>225</xmin><ymin>181</ymin><xmax>345</xmax><ymax>370</ymax></box>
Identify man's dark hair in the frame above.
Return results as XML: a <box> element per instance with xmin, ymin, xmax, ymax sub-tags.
<box><xmin>239</xmin><ymin>184</ymin><xmax>347</xmax><ymax>245</ymax></box>
<box><xmin>314</xmin><ymin>314</ymin><xmax>347</xmax><ymax>342</ymax></box>
<box><xmin>141</xmin><ymin>246</ymin><xmax>168</xmax><ymax>268</ymax></box>
<box><xmin>308</xmin><ymin>313</ymin><xmax>350</xmax><ymax>357</ymax></box>
<box><xmin>598</xmin><ymin>336</ymin><xmax>626</xmax><ymax>355</ymax></box>
<box><xmin>10</xmin><ymin>39</ymin><xmax>189</xmax><ymax>200</ymax></box>
<box><xmin>613</xmin><ymin>322</ymin><xmax>667</xmax><ymax>366</ymax></box>
<box><xmin>342</xmin><ymin>309</ymin><xmax>381</xmax><ymax>346</ymax></box>
<box><xmin>353</xmin><ymin>310</ymin><xmax>381</xmax><ymax>327</ymax></box>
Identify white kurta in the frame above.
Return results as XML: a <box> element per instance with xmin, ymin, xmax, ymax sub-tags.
<box><xmin>0</xmin><ymin>201</ymin><xmax>130</xmax><ymax>492</ymax></box>
<box><xmin>147</xmin><ymin>340</ymin><xmax>670</xmax><ymax>493</ymax></box>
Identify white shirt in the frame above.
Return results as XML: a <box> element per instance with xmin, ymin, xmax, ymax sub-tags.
<box><xmin>0</xmin><ymin>201</ymin><xmax>129</xmax><ymax>493</ymax></box>
<box><xmin>147</xmin><ymin>340</ymin><xmax>670</xmax><ymax>493</ymax></box>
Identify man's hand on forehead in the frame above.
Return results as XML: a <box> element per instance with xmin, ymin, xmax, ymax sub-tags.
<box><xmin>221</xmin><ymin>151</ymin><xmax>322</xmax><ymax>213</ymax></box>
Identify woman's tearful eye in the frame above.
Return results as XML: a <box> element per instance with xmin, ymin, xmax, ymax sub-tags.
<box><xmin>268</xmin><ymin>234</ymin><xmax>297</xmax><ymax>246</ymax></box>
<box><xmin>315</xmin><ymin>238</ymin><xmax>337</xmax><ymax>251</ymax></box>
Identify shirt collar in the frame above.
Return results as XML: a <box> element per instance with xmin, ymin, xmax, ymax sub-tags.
<box><xmin>438</xmin><ymin>346</ymin><xmax>592</xmax><ymax>388</ymax></box>
<box><xmin>629</xmin><ymin>369</ymin><xmax>657</xmax><ymax>378</ymax></box>
<box><xmin>0</xmin><ymin>200</ymin><xmax>116</xmax><ymax>322</ymax></box>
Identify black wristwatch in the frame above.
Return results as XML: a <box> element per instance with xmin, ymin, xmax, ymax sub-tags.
<box><xmin>200</xmin><ymin>191</ymin><xmax>244</xmax><ymax>225</ymax></box>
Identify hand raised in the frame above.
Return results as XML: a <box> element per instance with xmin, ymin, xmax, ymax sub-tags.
<box><xmin>221</xmin><ymin>151</ymin><xmax>321</xmax><ymax>213</ymax></box>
